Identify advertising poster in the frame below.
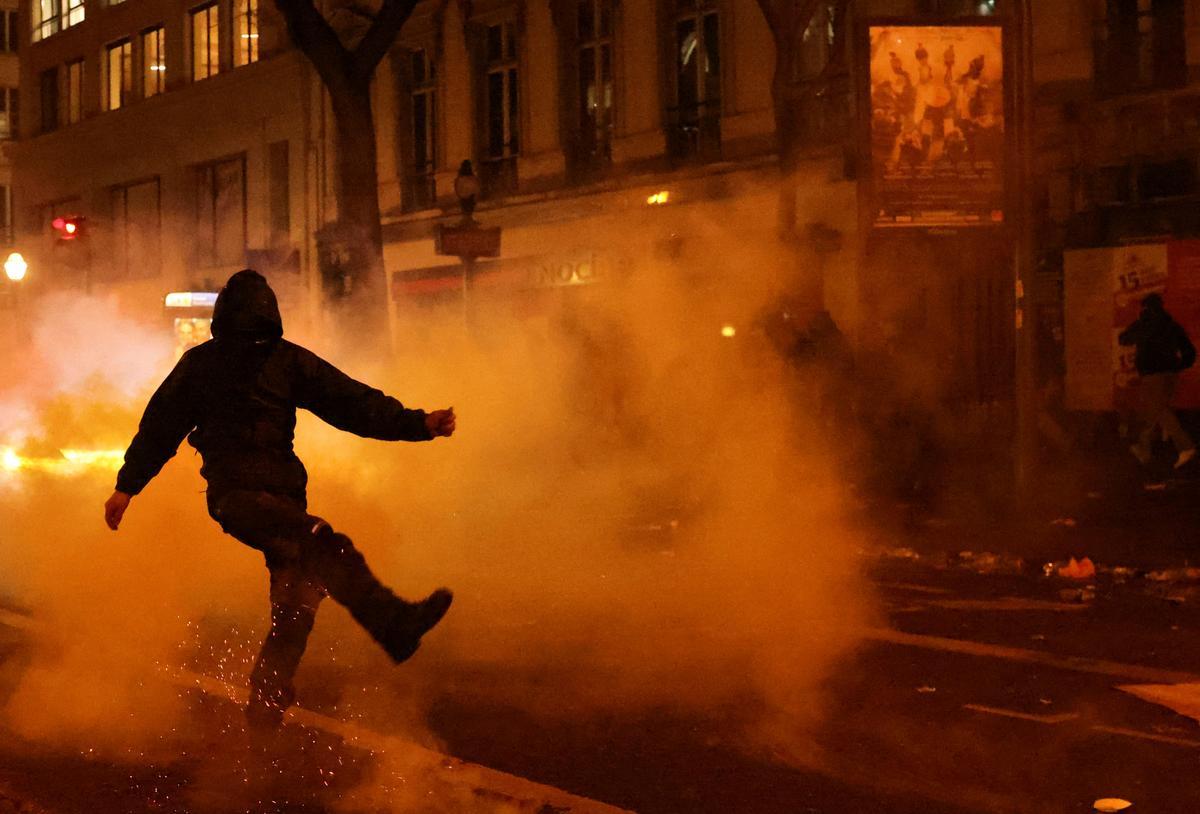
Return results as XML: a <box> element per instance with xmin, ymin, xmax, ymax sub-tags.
<box><xmin>867</xmin><ymin>24</ymin><xmax>1005</xmax><ymax>228</ymax></box>
<box><xmin>1063</xmin><ymin>242</ymin><xmax>1200</xmax><ymax>411</ymax></box>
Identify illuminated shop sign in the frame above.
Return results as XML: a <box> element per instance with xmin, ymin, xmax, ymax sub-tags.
<box><xmin>164</xmin><ymin>291</ymin><xmax>219</xmax><ymax>308</ymax></box>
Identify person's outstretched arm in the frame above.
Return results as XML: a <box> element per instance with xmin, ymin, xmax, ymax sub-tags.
<box><xmin>106</xmin><ymin>353</ymin><xmax>199</xmax><ymax>530</ymax></box>
<box><xmin>294</xmin><ymin>347</ymin><xmax>454</xmax><ymax>441</ymax></box>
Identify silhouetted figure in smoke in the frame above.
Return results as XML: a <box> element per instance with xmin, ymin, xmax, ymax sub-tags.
<box><xmin>104</xmin><ymin>270</ymin><xmax>455</xmax><ymax>731</ymax></box>
<box><xmin>1119</xmin><ymin>292</ymin><xmax>1196</xmax><ymax>468</ymax></box>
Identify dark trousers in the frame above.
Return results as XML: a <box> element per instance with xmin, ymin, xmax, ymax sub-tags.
<box><xmin>207</xmin><ymin>489</ymin><xmax>404</xmax><ymax>729</ymax></box>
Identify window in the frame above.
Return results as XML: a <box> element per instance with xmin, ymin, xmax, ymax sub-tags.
<box><xmin>111</xmin><ymin>180</ymin><xmax>161</xmax><ymax>279</ymax></box>
<box><xmin>408</xmin><ymin>48</ymin><xmax>438</xmax><ymax>209</ymax></box>
<box><xmin>0</xmin><ymin>11</ymin><xmax>19</xmax><ymax>52</ymax></box>
<box><xmin>192</xmin><ymin>3</ymin><xmax>221</xmax><ymax>81</ymax></box>
<box><xmin>39</xmin><ymin>67</ymin><xmax>58</xmax><ymax>133</ymax></box>
<box><xmin>106</xmin><ymin>40</ymin><xmax>133</xmax><ymax>110</ymax></box>
<box><xmin>0</xmin><ymin>88</ymin><xmax>18</xmax><ymax>139</ymax></box>
<box><xmin>480</xmin><ymin>21</ymin><xmax>520</xmax><ymax>197</ymax></box>
<box><xmin>670</xmin><ymin>0</ymin><xmax>721</xmax><ymax>161</ymax></box>
<box><xmin>32</xmin><ymin>0</ymin><xmax>84</xmax><ymax>43</ymax></box>
<box><xmin>65</xmin><ymin>60</ymin><xmax>82</xmax><ymax>124</ymax></box>
<box><xmin>574</xmin><ymin>0</ymin><xmax>614</xmax><ymax>176</ymax></box>
<box><xmin>268</xmin><ymin>140</ymin><xmax>289</xmax><ymax>247</ymax></box>
<box><xmin>235</xmin><ymin>0</ymin><xmax>259</xmax><ymax>66</ymax></box>
<box><xmin>143</xmin><ymin>28</ymin><xmax>166</xmax><ymax>97</ymax></box>
<box><xmin>0</xmin><ymin>185</ymin><xmax>11</xmax><ymax>244</ymax></box>
<box><xmin>1095</xmin><ymin>0</ymin><xmax>1186</xmax><ymax>94</ymax></box>
<box><xmin>195</xmin><ymin>156</ymin><xmax>246</xmax><ymax>267</ymax></box>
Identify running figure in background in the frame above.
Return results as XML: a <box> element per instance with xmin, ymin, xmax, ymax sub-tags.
<box><xmin>1119</xmin><ymin>292</ymin><xmax>1197</xmax><ymax>469</ymax></box>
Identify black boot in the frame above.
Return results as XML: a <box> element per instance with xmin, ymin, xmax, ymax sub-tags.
<box><xmin>380</xmin><ymin>588</ymin><xmax>453</xmax><ymax>664</ymax></box>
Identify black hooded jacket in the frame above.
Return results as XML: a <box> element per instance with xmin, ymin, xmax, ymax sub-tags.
<box><xmin>1118</xmin><ymin>301</ymin><xmax>1197</xmax><ymax>376</ymax></box>
<box><xmin>115</xmin><ymin>270</ymin><xmax>431</xmax><ymax>499</ymax></box>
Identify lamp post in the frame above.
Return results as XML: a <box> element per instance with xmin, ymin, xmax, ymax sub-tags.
<box><xmin>434</xmin><ymin>161</ymin><xmax>501</xmax><ymax>330</ymax></box>
<box><xmin>455</xmin><ymin>161</ymin><xmax>481</xmax><ymax>323</ymax></box>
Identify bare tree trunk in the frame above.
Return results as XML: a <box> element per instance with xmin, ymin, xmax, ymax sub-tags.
<box><xmin>273</xmin><ymin>0</ymin><xmax>418</xmax><ymax>338</ymax></box>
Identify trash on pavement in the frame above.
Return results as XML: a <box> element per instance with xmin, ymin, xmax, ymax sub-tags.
<box><xmin>1059</xmin><ymin>586</ymin><xmax>1096</xmax><ymax>603</ymax></box>
<box><xmin>1144</xmin><ymin>481</ymin><xmax>1167</xmax><ymax>491</ymax></box>
<box><xmin>955</xmin><ymin>550</ymin><xmax>1025</xmax><ymax>574</ymax></box>
<box><xmin>916</xmin><ymin>686</ymin><xmax>937</xmax><ymax>694</ymax></box>
<box><xmin>1051</xmin><ymin>517</ymin><xmax>1077</xmax><ymax>527</ymax></box>
<box><xmin>1093</xmin><ymin>799</ymin><xmax>1132</xmax><ymax>812</ymax></box>
<box><xmin>1058</xmin><ymin>557</ymin><xmax>1097</xmax><ymax>580</ymax></box>
<box><xmin>1146</xmin><ymin>567</ymin><xmax>1200</xmax><ymax>582</ymax></box>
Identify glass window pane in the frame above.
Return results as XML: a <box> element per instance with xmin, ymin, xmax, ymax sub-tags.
<box><xmin>487</xmin><ymin>71</ymin><xmax>504</xmax><ymax>154</ymax></box>
<box><xmin>703</xmin><ymin>12</ymin><xmax>720</xmax><ymax>101</ymax></box>
<box><xmin>676</xmin><ymin>19</ymin><xmax>698</xmax><ymax>107</ymax></box>
<box><xmin>487</xmin><ymin>25</ymin><xmax>502</xmax><ymax>64</ymax></box>
<box><xmin>578</xmin><ymin>0</ymin><xmax>595</xmax><ymax>41</ymax></box>
<box><xmin>413</xmin><ymin>93</ymin><xmax>428</xmax><ymax>166</ymax></box>
<box><xmin>507</xmin><ymin>67</ymin><xmax>519</xmax><ymax>151</ymax></box>
<box><xmin>213</xmin><ymin>159</ymin><xmax>245</xmax><ymax>265</ymax></box>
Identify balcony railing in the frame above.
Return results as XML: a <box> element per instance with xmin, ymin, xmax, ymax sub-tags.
<box><xmin>480</xmin><ymin>155</ymin><xmax>518</xmax><ymax>199</ymax></box>
<box><xmin>667</xmin><ymin>100</ymin><xmax>721</xmax><ymax>163</ymax></box>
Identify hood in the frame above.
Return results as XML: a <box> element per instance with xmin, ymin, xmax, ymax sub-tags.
<box><xmin>211</xmin><ymin>269</ymin><xmax>283</xmax><ymax>342</ymax></box>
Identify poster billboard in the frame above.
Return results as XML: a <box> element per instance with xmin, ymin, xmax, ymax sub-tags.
<box><xmin>1063</xmin><ymin>242</ymin><xmax>1200</xmax><ymax>411</ymax></box>
<box><xmin>866</xmin><ymin>24</ymin><xmax>1005</xmax><ymax>229</ymax></box>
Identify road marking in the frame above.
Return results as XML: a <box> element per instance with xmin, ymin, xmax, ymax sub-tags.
<box><xmin>878</xmin><ymin>582</ymin><xmax>954</xmax><ymax>595</ymax></box>
<box><xmin>926</xmin><ymin>598</ymin><xmax>1089</xmax><ymax>613</ymax></box>
<box><xmin>963</xmin><ymin>704</ymin><xmax>1079</xmax><ymax>724</ymax></box>
<box><xmin>864</xmin><ymin>627</ymin><xmax>1200</xmax><ymax>685</ymax></box>
<box><xmin>1091</xmin><ymin>725</ymin><xmax>1200</xmax><ymax>748</ymax></box>
<box><xmin>1118</xmin><ymin>682</ymin><xmax>1200</xmax><ymax>725</ymax></box>
<box><xmin>0</xmin><ymin>607</ymin><xmax>631</xmax><ymax>814</ymax></box>
<box><xmin>171</xmin><ymin>668</ymin><xmax>634</xmax><ymax>814</ymax></box>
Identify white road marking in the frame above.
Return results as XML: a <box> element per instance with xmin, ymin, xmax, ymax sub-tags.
<box><xmin>962</xmin><ymin>704</ymin><xmax>1079</xmax><ymax>724</ymax></box>
<box><xmin>925</xmin><ymin>598</ymin><xmax>1089</xmax><ymax>612</ymax></box>
<box><xmin>172</xmin><ymin>668</ymin><xmax>635</xmax><ymax>814</ymax></box>
<box><xmin>864</xmin><ymin>627</ymin><xmax>1200</xmax><ymax>685</ymax></box>
<box><xmin>1091</xmin><ymin>725</ymin><xmax>1200</xmax><ymax>748</ymax></box>
<box><xmin>1118</xmin><ymin>682</ymin><xmax>1200</xmax><ymax>725</ymax></box>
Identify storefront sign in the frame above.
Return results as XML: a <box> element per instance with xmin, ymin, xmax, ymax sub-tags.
<box><xmin>865</xmin><ymin>23</ymin><xmax>1006</xmax><ymax>229</ymax></box>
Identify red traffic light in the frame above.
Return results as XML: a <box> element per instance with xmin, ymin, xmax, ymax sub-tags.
<box><xmin>52</xmin><ymin>215</ymin><xmax>84</xmax><ymax>240</ymax></box>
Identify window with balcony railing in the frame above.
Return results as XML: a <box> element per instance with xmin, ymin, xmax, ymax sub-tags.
<box><xmin>479</xmin><ymin>20</ymin><xmax>520</xmax><ymax>198</ymax></box>
<box><xmin>406</xmin><ymin>48</ymin><xmax>438</xmax><ymax>210</ymax></box>
<box><xmin>143</xmin><ymin>27</ymin><xmax>166</xmax><ymax>97</ymax></box>
<box><xmin>669</xmin><ymin>0</ymin><xmax>721</xmax><ymax>162</ymax></box>
<box><xmin>571</xmin><ymin>0</ymin><xmax>614</xmax><ymax>179</ymax></box>
<box><xmin>1094</xmin><ymin>0</ymin><xmax>1185</xmax><ymax>95</ymax></box>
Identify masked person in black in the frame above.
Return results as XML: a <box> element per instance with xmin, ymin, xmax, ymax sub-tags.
<box><xmin>1119</xmin><ymin>292</ymin><xmax>1196</xmax><ymax>469</ymax></box>
<box><xmin>104</xmin><ymin>269</ymin><xmax>455</xmax><ymax>731</ymax></box>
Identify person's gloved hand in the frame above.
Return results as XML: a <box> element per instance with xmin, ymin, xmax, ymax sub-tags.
<box><xmin>425</xmin><ymin>408</ymin><xmax>456</xmax><ymax>438</ymax></box>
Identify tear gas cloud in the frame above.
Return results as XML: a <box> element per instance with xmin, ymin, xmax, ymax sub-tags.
<box><xmin>0</xmin><ymin>193</ymin><xmax>875</xmax><ymax>786</ymax></box>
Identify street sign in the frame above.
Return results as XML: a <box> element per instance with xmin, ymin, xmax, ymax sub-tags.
<box><xmin>436</xmin><ymin>224</ymin><xmax>501</xmax><ymax>258</ymax></box>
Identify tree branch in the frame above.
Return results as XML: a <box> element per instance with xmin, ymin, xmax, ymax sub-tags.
<box><xmin>351</xmin><ymin>0</ymin><xmax>419</xmax><ymax>80</ymax></box>
<box><xmin>273</xmin><ymin>0</ymin><xmax>355</xmax><ymax>93</ymax></box>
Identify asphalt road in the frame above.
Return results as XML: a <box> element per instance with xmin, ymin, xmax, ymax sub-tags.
<box><xmin>3</xmin><ymin>557</ymin><xmax>1200</xmax><ymax>813</ymax></box>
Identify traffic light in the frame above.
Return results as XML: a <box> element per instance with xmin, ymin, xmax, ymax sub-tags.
<box><xmin>52</xmin><ymin>215</ymin><xmax>85</xmax><ymax>241</ymax></box>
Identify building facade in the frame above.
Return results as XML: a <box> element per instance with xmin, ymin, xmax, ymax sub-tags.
<box><xmin>13</xmin><ymin>0</ymin><xmax>324</xmax><ymax>329</ymax></box>
<box><xmin>1032</xmin><ymin>0</ymin><xmax>1200</xmax><ymax>385</ymax></box>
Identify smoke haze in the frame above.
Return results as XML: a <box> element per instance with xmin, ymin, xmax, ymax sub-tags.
<box><xmin>0</xmin><ymin>200</ymin><xmax>875</xmax><ymax>803</ymax></box>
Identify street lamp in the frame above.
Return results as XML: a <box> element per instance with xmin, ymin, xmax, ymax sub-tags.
<box><xmin>4</xmin><ymin>252</ymin><xmax>27</xmax><ymax>282</ymax></box>
<box><xmin>453</xmin><ymin>160</ymin><xmax>480</xmax><ymax>222</ymax></box>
